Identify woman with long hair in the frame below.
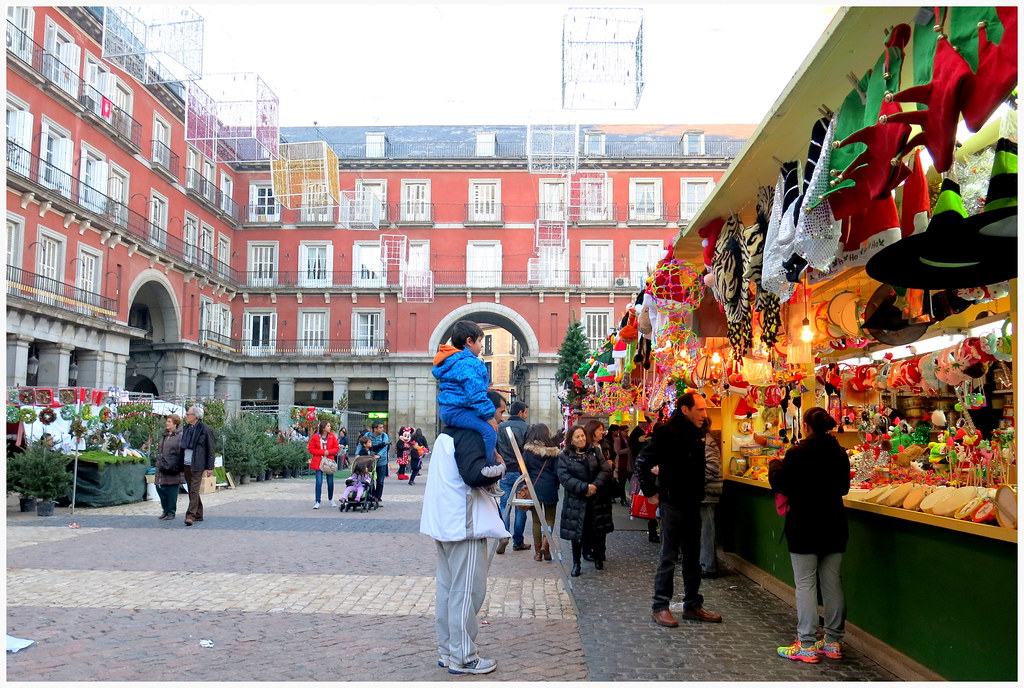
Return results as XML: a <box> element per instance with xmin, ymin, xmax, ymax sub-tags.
<box><xmin>522</xmin><ymin>423</ymin><xmax>561</xmax><ymax>561</ymax></box>
<box><xmin>768</xmin><ymin>406</ymin><xmax>851</xmax><ymax>663</ymax></box>
<box><xmin>309</xmin><ymin>420</ymin><xmax>341</xmax><ymax>509</ymax></box>
<box><xmin>557</xmin><ymin>424</ymin><xmax>614</xmax><ymax>576</ymax></box>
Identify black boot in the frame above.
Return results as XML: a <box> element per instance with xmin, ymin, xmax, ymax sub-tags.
<box><xmin>594</xmin><ymin>557</ymin><xmax>604</xmax><ymax>570</ymax></box>
<box><xmin>570</xmin><ymin>540</ymin><xmax>583</xmax><ymax>576</ymax></box>
<box><xmin>571</xmin><ymin>561</ymin><xmax>582</xmax><ymax>577</ymax></box>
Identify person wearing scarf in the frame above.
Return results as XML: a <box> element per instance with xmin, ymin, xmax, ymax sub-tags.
<box><xmin>181</xmin><ymin>405</ymin><xmax>217</xmax><ymax>527</ymax></box>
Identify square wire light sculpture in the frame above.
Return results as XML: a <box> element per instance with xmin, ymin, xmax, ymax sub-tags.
<box><xmin>379</xmin><ymin>234</ymin><xmax>409</xmax><ymax>266</ymax></box>
<box><xmin>535</xmin><ymin>219</ymin><xmax>568</xmax><ymax>251</ymax></box>
<box><xmin>102</xmin><ymin>6</ymin><xmax>203</xmax><ymax>84</ymax></box>
<box><xmin>527</xmin><ymin>113</ymin><xmax>579</xmax><ymax>175</ymax></box>
<box><xmin>528</xmin><ymin>247</ymin><xmax>569</xmax><ymax>287</ymax></box>
<box><xmin>339</xmin><ymin>190</ymin><xmax>383</xmax><ymax>229</ymax></box>
<box><xmin>271</xmin><ymin>142</ymin><xmax>340</xmax><ymax>210</ymax></box>
<box><xmin>185</xmin><ymin>73</ymin><xmax>279</xmax><ymax>163</ymax></box>
<box><xmin>402</xmin><ymin>271</ymin><xmax>434</xmax><ymax>302</ymax></box>
<box><xmin>569</xmin><ymin>171</ymin><xmax>609</xmax><ymax>221</ymax></box>
<box><xmin>562</xmin><ymin>7</ymin><xmax>644</xmax><ymax>110</ymax></box>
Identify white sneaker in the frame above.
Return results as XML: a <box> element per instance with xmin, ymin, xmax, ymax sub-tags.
<box><xmin>448</xmin><ymin>658</ymin><xmax>496</xmax><ymax>675</ymax></box>
<box><xmin>313</xmin><ymin>502</ymin><xmax>320</xmax><ymax>509</ymax></box>
<box><xmin>329</xmin><ymin>500</ymin><xmax>337</xmax><ymax>507</ymax></box>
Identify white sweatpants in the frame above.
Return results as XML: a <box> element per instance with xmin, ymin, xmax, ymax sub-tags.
<box><xmin>434</xmin><ymin>538</ymin><xmax>490</xmax><ymax>667</ymax></box>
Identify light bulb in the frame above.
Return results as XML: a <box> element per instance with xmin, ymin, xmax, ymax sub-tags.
<box><xmin>711</xmin><ymin>351</ymin><xmax>721</xmax><ymax>364</ymax></box>
<box><xmin>800</xmin><ymin>317</ymin><xmax>814</xmax><ymax>343</ymax></box>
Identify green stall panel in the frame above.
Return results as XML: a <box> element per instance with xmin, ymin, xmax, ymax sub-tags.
<box><xmin>62</xmin><ymin>461</ymin><xmax>149</xmax><ymax>507</ymax></box>
<box><xmin>720</xmin><ymin>480</ymin><xmax>1017</xmax><ymax>681</ymax></box>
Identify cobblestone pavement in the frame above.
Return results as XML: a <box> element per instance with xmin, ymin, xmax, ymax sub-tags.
<box><xmin>7</xmin><ymin>469</ymin><xmax>897</xmax><ymax>681</ymax></box>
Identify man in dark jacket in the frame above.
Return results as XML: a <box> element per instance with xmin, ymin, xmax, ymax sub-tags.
<box><xmin>180</xmin><ymin>405</ymin><xmax>217</xmax><ymax>527</ymax></box>
<box><xmin>494</xmin><ymin>401</ymin><xmax>530</xmax><ymax>553</ymax></box>
<box><xmin>635</xmin><ymin>392</ymin><xmax>722</xmax><ymax>626</ymax></box>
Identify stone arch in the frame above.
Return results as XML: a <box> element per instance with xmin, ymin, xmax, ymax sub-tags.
<box><xmin>124</xmin><ymin>269</ymin><xmax>181</xmax><ymax>343</ymax></box>
<box><xmin>428</xmin><ymin>303</ymin><xmax>540</xmax><ymax>356</ymax></box>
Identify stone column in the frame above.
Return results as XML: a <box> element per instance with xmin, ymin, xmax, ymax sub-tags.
<box><xmin>111</xmin><ymin>353</ymin><xmax>128</xmax><ymax>389</ymax></box>
<box><xmin>37</xmin><ymin>343</ymin><xmax>72</xmax><ymax>387</ymax></box>
<box><xmin>7</xmin><ymin>335</ymin><xmax>31</xmax><ymax>386</ymax></box>
<box><xmin>387</xmin><ymin>376</ymin><xmax>398</xmax><ymax>434</ymax></box>
<box><xmin>75</xmin><ymin>350</ymin><xmax>105</xmax><ymax>389</ymax></box>
<box><xmin>222</xmin><ymin>376</ymin><xmax>242</xmax><ymax>418</ymax></box>
<box><xmin>197</xmin><ymin>372</ymin><xmax>216</xmax><ymax>399</ymax></box>
<box><xmin>277</xmin><ymin>377</ymin><xmax>296</xmax><ymax>432</ymax></box>
<box><xmin>332</xmin><ymin>376</ymin><xmax>349</xmax><ymax>431</ymax></box>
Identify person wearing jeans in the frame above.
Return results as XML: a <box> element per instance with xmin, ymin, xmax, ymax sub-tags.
<box><xmin>366</xmin><ymin>422</ymin><xmax>390</xmax><ymax>504</ymax></box>
<box><xmin>495</xmin><ymin>401</ymin><xmax>530</xmax><ymax>553</ymax></box>
<box><xmin>308</xmin><ymin>420</ymin><xmax>340</xmax><ymax>509</ymax></box>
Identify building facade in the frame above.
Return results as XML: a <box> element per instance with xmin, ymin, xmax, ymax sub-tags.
<box><xmin>6</xmin><ymin>6</ymin><xmax>751</xmax><ymax>432</ymax></box>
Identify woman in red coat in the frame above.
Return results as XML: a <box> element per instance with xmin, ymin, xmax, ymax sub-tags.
<box><xmin>309</xmin><ymin>420</ymin><xmax>341</xmax><ymax>509</ymax></box>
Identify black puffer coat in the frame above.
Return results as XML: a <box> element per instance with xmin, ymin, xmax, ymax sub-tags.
<box><xmin>768</xmin><ymin>434</ymin><xmax>851</xmax><ymax>555</ymax></box>
<box><xmin>557</xmin><ymin>446</ymin><xmax>614</xmax><ymax>542</ymax></box>
<box><xmin>523</xmin><ymin>441</ymin><xmax>560</xmax><ymax>506</ymax></box>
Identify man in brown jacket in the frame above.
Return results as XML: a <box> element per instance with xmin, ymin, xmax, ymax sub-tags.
<box><xmin>180</xmin><ymin>405</ymin><xmax>216</xmax><ymax>526</ymax></box>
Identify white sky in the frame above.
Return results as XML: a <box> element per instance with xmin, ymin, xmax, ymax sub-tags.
<box><xmin>193</xmin><ymin>3</ymin><xmax>839</xmax><ymax>127</ymax></box>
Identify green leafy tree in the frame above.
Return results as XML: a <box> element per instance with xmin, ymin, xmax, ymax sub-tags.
<box><xmin>555</xmin><ymin>320</ymin><xmax>591</xmax><ymax>385</ymax></box>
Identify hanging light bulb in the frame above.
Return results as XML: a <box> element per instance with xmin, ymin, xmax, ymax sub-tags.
<box><xmin>711</xmin><ymin>351</ymin><xmax>722</xmax><ymax>364</ymax></box>
<box><xmin>800</xmin><ymin>317</ymin><xmax>814</xmax><ymax>343</ymax></box>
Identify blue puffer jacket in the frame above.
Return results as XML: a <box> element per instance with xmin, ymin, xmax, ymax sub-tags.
<box><xmin>431</xmin><ymin>346</ymin><xmax>495</xmax><ymax>419</ymax></box>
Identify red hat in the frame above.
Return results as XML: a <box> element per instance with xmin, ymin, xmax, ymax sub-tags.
<box><xmin>899</xmin><ymin>150</ymin><xmax>930</xmax><ymax>238</ymax></box>
<box><xmin>959</xmin><ymin>6</ymin><xmax>1018</xmax><ymax>132</ymax></box>
<box><xmin>734</xmin><ymin>395</ymin><xmax>759</xmax><ymax>419</ymax></box>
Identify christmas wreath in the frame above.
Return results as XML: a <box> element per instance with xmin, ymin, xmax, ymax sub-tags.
<box><xmin>17</xmin><ymin>389</ymin><xmax>34</xmax><ymax>406</ymax></box>
<box><xmin>69</xmin><ymin>418</ymin><xmax>87</xmax><ymax>438</ymax></box>
<box><xmin>8</xmin><ymin>389</ymin><xmax>21</xmax><ymax>405</ymax></box>
<box><xmin>39</xmin><ymin>407</ymin><xmax>57</xmax><ymax>425</ymax></box>
<box><xmin>81</xmin><ymin>404</ymin><xmax>94</xmax><ymax>420</ymax></box>
<box><xmin>99</xmin><ymin>407</ymin><xmax>112</xmax><ymax>422</ymax></box>
<box><xmin>60</xmin><ymin>405</ymin><xmax>78</xmax><ymax>421</ymax></box>
<box><xmin>7</xmin><ymin>405</ymin><xmax>21</xmax><ymax>423</ymax></box>
<box><xmin>19</xmin><ymin>407</ymin><xmax>37</xmax><ymax>423</ymax></box>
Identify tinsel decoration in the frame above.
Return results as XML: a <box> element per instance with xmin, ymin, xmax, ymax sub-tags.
<box><xmin>951</xmin><ymin>148</ymin><xmax>995</xmax><ymax>216</ymax></box>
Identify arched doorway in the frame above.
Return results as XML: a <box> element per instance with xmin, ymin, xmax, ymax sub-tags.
<box><xmin>124</xmin><ymin>271</ymin><xmax>181</xmax><ymax>396</ymax></box>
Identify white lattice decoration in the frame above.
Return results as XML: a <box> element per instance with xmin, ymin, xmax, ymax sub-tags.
<box><xmin>340</xmin><ymin>190</ymin><xmax>382</xmax><ymax>229</ymax></box>
<box><xmin>528</xmin><ymin>246</ymin><xmax>569</xmax><ymax>287</ymax></box>
<box><xmin>527</xmin><ymin>256</ymin><xmax>542</xmax><ymax>285</ymax></box>
<box><xmin>402</xmin><ymin>271</ymin><xmax>434</xmax><ymax>302</ymax></box>
<box><xmin>527</xmin><ymin>113</ymin><xmax>579</xmax><ymax>174</ymax></box>
<box><xmin>271</xmin><ymin>142</ymin><xmax>340</xmax><ymax>210</ymax></box>
<box><xmin>102</xmin><ymin>6</ymin><xmax>203</xmax><ymax>84</ymax></box>
<box><xmin>379</xmin><ymin>234</ymin><xmax>409</xmax><ymax>266</ymax></box>
<box><xmin>186</xmin><ymin>73</ymin><xmax>279</xmax><ymax>163</ymax></box>
<box><xmin>562</xmin><ymin>7</ymin><xmax>644</xmax><ymax>110</ymax></box>
<box><xmin>535</xmin><ymin>219</ymin><xmax>568</xmax><ymax>250</ymax></box>
<box><xmin>569</xmin><ymin>171</ymin><xmax>609</xmax><ymax>221</ymax></box>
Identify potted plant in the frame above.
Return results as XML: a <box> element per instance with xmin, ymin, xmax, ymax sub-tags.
<box><xmin>13</xmin><ymin>444</ymin><xmax>73</xmax><ymax>516</ymax></box>
<box><xmin>6</xmin><ymin>447</ymin><xmax>34</xmax><ymax>512</ymax></box>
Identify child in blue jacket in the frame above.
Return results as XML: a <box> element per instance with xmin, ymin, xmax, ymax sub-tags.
<box><xmin>432</xmin><ymin>320</ymin><xmax>503</xmax><ymax>497</ymax></box>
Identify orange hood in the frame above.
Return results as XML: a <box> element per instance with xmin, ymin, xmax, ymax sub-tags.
<box><xmin>433</xmin><ymin>344</ymin><xmax>460</xmax><ymax>366</ymax></box>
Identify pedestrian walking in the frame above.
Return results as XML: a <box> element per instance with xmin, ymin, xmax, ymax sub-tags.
<box><xmin>495</xmin><ymin>401</ymin><xmax>530</xmax><ymax>554</ymax></box>
<box><xmin>309</xmin><ymin>420</ymin><xmax>341</xmax><ymax>509</ymax></box>
<box><xmin>180</xmin><ymin>405</ymin><xmax>216</xmax><ymax>527</ymax></box>
<box><xmin>636</xmin><ymin>392</ymin><xmax>722</xmax><ymax>626</ymax></box>
<box><xmin>420</xmin><ymin>391</ymin><xmax>508</xmax><ymax>675</ymax></box>
<box><xmin>337</xmin><ymin>427</ymin><xmax>349</xmax><ymax>469</ymax></box>
<box><xmin>608</xmin><ymin>423</ymin><xmax>632</xmax><ymax>506</ymax></box>
<box><xmin>155</xmin><ymin>413</ymin><xmax>184</xmax><ymax>520</ymax></box>
<box><xmin>522</xmin><ymin>423</ymin><xmax>560</xmax><ymax>561</ymax></box>
<box><xmin>557</xmin><ymin>424</ymin><xmax>614</xmax><ymax>576</ymax></box>
<box><xmin>769</xmin><ymin>407</ymin><xmax>851</xmax><ymax>663</ymax></box>
<box><xmin>408</xmin><ymin>428</ymin><xmax>429</xmax><ymax>485</ymax></box>
<box><xmin>367</xmin><ymin>422</ymin><xmax>391</xmax><ymax>504</ymax></box>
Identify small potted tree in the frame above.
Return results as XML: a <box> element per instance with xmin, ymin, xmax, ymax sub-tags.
<box><xmin>14</xmin><ymin>444</ymin><xmax>73</xmax><ymax>516</ymax></box>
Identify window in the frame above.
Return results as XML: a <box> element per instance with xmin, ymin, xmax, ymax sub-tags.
<box><xmin>43</xmin><ymin>20</ymin><xmax>79</xmax><ymax>96</ymax></box>
<box><xmin>183</xmin><ymin>215</ymin><xmax>198</xmax><ymax>264</ymax></box>
<box><xmin>353</xmin><ymin>310</ymin><xmax>384</xmax><ymax>354</ymax></box>
<box><xmin>299</xmin><ymin>311</ymin><xmax>328</xmax><ymax>353</ymax></box>
<box><xmin>301</xmin><ymin>181</ymin><xmax>332</xmax><ymax>223</ymax></box>
<box><xmin>365</xmin><ymin>132</ymin><xmax>387</xmax><ymax>158</ymax></box>
<box><xmin>584</xmin><ymin>131</ymin><xmax>606</xmax><ymax>156</ymax></box>
<box><xmin>152</xmin><ymin>116</ymin><xmax>171</xmax><ymax>167</ymax></box>
<box><xmin>400</xmin><ymin>180</ymin><xmax>430</xmax><ymax>222</ymax></box>
<box><xmin>40</xmin><ymin>120</ymin><xmax>73</xmax><ymax>197</ymax></box>
<box><xmin>405</xmin><ymin>241</ymin><xmax>430</xmax><ymax>277</ymax></box>
<box><xmin>476</xmin><ymin>132</ymin><xmax>496</xmax><ymax>156</ymax></box>
<box><xmin>199</xmin><ymin>224</ymin><xmax>214</xmax><ymax>269</ymax></box>
<box><xmin>219</xmin><ymin>173</ymin><xmax>234</xmax><ymax>214</ymax></box>
<box><xmin>629</xmin><ymin>178</ymin><xmax>663</xmax><ymax>221</ymax></box>
<box><xmin>36</xmin><ymin>229</ymin><xmax>64</xmax><ymax>285</ymax></box>
<box><xmin>680</xmin><ymin>178</ymin><xmax>714</xmax><ymax>223</ymax></box>
<box><xmin>248</xmin><ymin>184</ymin><xmax>279</xmax><ymax>222</ymax></box>
<box><xmin>484</xmin><ymin>360</ymin><xmax>493</xmax><ymax>382</ymax></box>
<box><xmin>149</xmin><ymin>193</ymin><xmax>167</xmax><ymax>246</ymax></box>
<box><xmin>353</xmin><ymin>243</ymin><xmax>385</xmax><ymax>287</ymax></box>
<box><xmin>243</xmin><ymin>311</ymin><xmax>277</xmax><ymax>355</ymax></box>
<box><xmin>298</xmin><ymin>242</ymin><xmax>332</xmax><ymax>287</ymax></box>
<box><xmin>7</xmin><ymin>214</ymin><xmax>24</xmax><ymax>269</ymax></box>
<box><xmin>248</xmin><ymin>243</ymin><xmax>277</xmax><ymax>286</ymax></box>
<box><xmin>484</xmin><ymin>334</ymin><xmax>493</xmax><ymax>356</ymax></box>
<box><xmin>107</xmin><ymin>166</ymin><xmax>128</xmax><ymax>226</ymax></box>
<box><xmin>201</xmin><ymin>159</ymin><xmax>216</xmax><ymax>202</ymax></box>
<box><xmin>217</xmin><ymin>234</ymin><xmax>231</xmax><ymax>278</ymax></box>
<box><xmin>580</xmin><ymin>241</ymin><xmax>613</xmax><ymax>287</ymax></box>
<box><xmin>112</xmin><ymin>81</ymin><xmax>132</xmax><ymax>117</ymax></box>
<box><xmin>630</xmin><ymin>240</ymin><xmax>664</xmax><ymax>287</ymax></box>
<box><xmin>683</xmin><ymin>131</ymin><xmax>705</xmax><ymax>156</ymax></box>
<box><xmin>466</xmin><ymin>241</ymin><xmax>502</xmax><ymax>288</ymax></box>
<box><xmin>582</xmin><ymin>309</ymin><xmax>614</xmax><ymax>351</ymax></box>
<box><xmin>355</xmin><ymin>179</ymin><xmax>386</xmax><ymax>224</ymax></box>
<box><xmin>76</xmin><ymin>246</ymin><xmax>101</xmax><ymax>297</ymax></box>
<box><xmin>199</xmin><ymin>296</ymin><xmax>212</xmax><ymax>336</ymax></box>
<box><xmin>539</xmin><ymin>179</ymin><xmax>567</xmax><ymax>221</ymax></box>
<box><xmin>468</xmin><ymin>180</ymin><xmax>500</xmax><ymax>222</ymax></box>
<box><xmin>78</xmin><ymin>147</ymin><xmax>107</xmax><ymax>213</ymax></box>
<box><xmin>6</xmin><ymin>100</ymin><xmax>33</xmax><ymax>175</ymax></box>
<box><xmin>7</xmin><ymin>6</ymin><xmax>35</xmax><ymax>63</ymax></box>
<box><xmin>533</xmin><ymin>245</ymin><xmax>568</xmax><ymax>287</ymax></box>
<box><xmin>578</xmin><ymin>175</ymin><xmax>612</xmax><ymax>223</ymax></box>
<box><xmin>83</xmin><ymin>55</ymin><xmax>113</xmax><ymax>118</ymax></box>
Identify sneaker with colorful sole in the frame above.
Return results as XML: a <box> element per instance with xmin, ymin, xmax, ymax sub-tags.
<box><xmin>777</xmin><ymin>640</ymin><xmax>820</xmax><ymax>663</ymax></box>
<box><xmin>814</xmin><ymin>638</ymin><xmax>843</xmax><ymax>659</ymax></box>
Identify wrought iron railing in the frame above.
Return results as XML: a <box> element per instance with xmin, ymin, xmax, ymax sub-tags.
<box><xmin>626</xmin><ymin>202</ymin><xmax>671</xmax><ymax>223</ymax></box>
<box><xmin>151</xmin><ymin>139</ymin><xmax>180</xmax><ymax>178</ymax></box>
<box><xmin>328</xmin><ymin>138</ymin><xmax>746</xmax><ymax>160</ymax></box>
<box><xmin>6</xmin><ymin>20</ymin><xmax>44</xmax><ymax>74</ymax></box>
<box><xmin>236</xmin><ymin>268</ymin><xmax>638</xmax><ymax>290</ymax></box>
<box><xmin>677</xmin><ymin>200</ymin><xmax>705</xmax><ymax>224</ymax></box>
<box><xmin>199</xmin><ymin>331</ymin><xmax>391</xmax><ymax>357</ymax></box>
<box><xmin>7</xmin><ymin>264</ymin><xmax>117</xmax><ymax>320</ymax></box>
<box><xmin>464</xmin><ymin>203</ymin><xmax>504</xmax><ymax>224</ymax></box>
<box><xmin>535</xmin><ymin>203</ymin><xmax>569</xmax><ymax>222</ymax></box>
<box><xmin>395</xmin><ymin>202</ymin><xmax>435</xmax><ymax>224</ymax></box>
<box><xmin>78</xmin><ymin>81</ymin><xmax>142</xmax><ymax>149</ymax></box>
<box><xmin>185</xmin><ymin>168</ymin><xmax>219</xmax><ymax>205</ymax></box>
<box><xmin>241</xmin><ymin>204</ymin><xmax>282</xmax><ymax>224</ymax></box>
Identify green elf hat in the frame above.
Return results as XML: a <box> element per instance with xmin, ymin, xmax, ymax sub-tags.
<box><xmin>976</xmin><ymin>137</ymin><xmax>1017</xmax><ymax>238</ymax></box>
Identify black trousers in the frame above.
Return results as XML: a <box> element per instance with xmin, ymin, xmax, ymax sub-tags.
<box><xmin>574</xmin><ymin>501</ymin><xmax>606</xmax><ymax>562</ymax></box>
<box><xmin>652</xmin><ymin>501</ymin><xmax>703</xmax><ymax>612</ymax></box>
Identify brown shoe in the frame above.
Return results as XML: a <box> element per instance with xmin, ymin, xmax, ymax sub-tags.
<box><xmin>512</xmin><ymin>543</ymin><xmax>532</xmax><ymax>551</ymax></box>
<box><xmin>184</xmin><ymin>518</ymin><xmax>194</xmax><ymax>526</ymax></box>
<box><xmin>496</xmin><ymin>538</ymin><xmax>509</xmax><ymax>554</ymax></box>
<box><xmin>652</xmin><ymin>609</ymin><xmax>679</xmax><ymax>628</ymax></box>
<box><xmin>534</xmin><ymin>551</ymin><xmax>543</xmax><ymax>561</ymax></box>
<box><xmin>682</xmin><ymin>607</ymin><xmax>722</xmax><ymax>623</ymax></box>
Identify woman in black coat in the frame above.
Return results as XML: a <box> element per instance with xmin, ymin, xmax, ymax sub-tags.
<box><xmin>557</xmin><ymin>424</ymin><xmax>614</xmax><ymax>577</ymax></box>
<box><xmin>522</xmin><ymin>423</ymin><xmax>561</xmax><ymax>562</ymax></box>
<box><xmin>768</xmin><ymin>406</ymin><xmax>851</xmax><ymax>663</ymax></box>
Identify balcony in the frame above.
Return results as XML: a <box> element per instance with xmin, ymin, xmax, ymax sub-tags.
<box><xmin>430</xmin><ymin>269</ymin><xmax>637</xmax><ymax>290</ymax></box>
<box><xmin>571</xmin><ymin>203</ymin><xmax>618</xmax><ymax>225</ymax></box>
<box><xmin>184</xmin><ymin>169</ymin><xmax>238</xmax><ymax>223</ymax></box>
<box><xmin>297</xmin><ymin>206</ymin><xmax>335</xmax><ymax>225</ymax></box>
<box><xmin>626</xmin><ymin>203</ymin><xmax>670</xmax><ymax>225</ymax></box>
<box><xmin>464</xmin><ymin>203</ymin><xmax>504</xmax><ymax>225</ymax></box>
<box><xmin>535</xmin><ymin>203</ymin><xmax>569</xmax><ymax>222</ymax></box>
<box><xmin>241</xmin><ymin>203</ymin><xmax>282</xmax><ymax>225</ymax></box>
<box><xmin>79</xmin><ymin>82</ymin><xmax>142</xmax><ymax>152</ymax></box>
<box><xmin>150</xmin><ymin>140</ymin><xmax>180</xmax><ymax>183</ymax></box>
<box><xmin>677</xmin><ymin>200</ymin><xmax>705</xmax><ymax>226</ymax></box>
<box><xmin>395</xmin><ymin>202</ymin><xmax>434</xmax><ymax>226</ymax></box>
<box><xmin>7</xmin><ymin>264</ymin><xmax>117</xmax><ymax>321</ymax></box>
<box><xmin>330</xmin><ymin>138</ymin><xmax>747</xmax><ymax>160</ymax></box>
<box><xmin>6</xmin><ymin>140</ymin><xmax>239</xmax><ymax>283</ymax></box>
<box><xmin>6</xmin><ymin>21</ymin><xmax>45</xmax><ymax>79</ymax></box>
<box><xmin>199</xmin><ymin>331</ymin><xmax>391</xmax><ymax>357</ymax></box>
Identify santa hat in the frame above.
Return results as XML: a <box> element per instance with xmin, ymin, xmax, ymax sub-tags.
<box><xmin>900</xmin><ymin>150</ymin><xmax>930</xmax><ymax>238</ymax></box>
<box><xmin>734</xmin><ymin>395</ymin><xmax>759</xmax><ymax>419</ymax></box>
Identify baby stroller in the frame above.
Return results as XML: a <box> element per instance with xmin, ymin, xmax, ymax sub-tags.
<box><xmin>340</xmin><ymin>455</ymin><xmax>378</xmax><ymax>513</ymax></box>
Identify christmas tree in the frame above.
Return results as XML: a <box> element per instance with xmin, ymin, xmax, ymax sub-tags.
<box><xmin>555</xmin><ymin>320</ymin><xmax>591</xmax><ymax>385</ymax></box>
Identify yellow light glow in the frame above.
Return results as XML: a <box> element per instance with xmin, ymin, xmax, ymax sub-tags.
<box><xmin>800</xmin><ymin>318</ymin><xmax>814</xmax><ymax>343</ymax></box>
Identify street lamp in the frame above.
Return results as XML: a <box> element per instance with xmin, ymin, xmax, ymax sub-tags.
<box><xmin>255</xmin><ymin>386</ymin><xmax>265</xmax><ymax>400</ymax></box>
<box><xmin>68</xmin><ymin>358</ymin><xmax>79</xmax><ymax>386</ymax></box>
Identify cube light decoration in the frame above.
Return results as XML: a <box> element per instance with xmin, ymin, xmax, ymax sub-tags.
<box><xmin>562</xmin><ymin>7</ymin><xmax>644</xmax><ymax>110</ymax></box>
<box><xmin>535</xmin><ymin>219</ymin><xmax>568</xmax><ymax>251</ymax></box>
<box><xmin>102</xmin><ymin>6</ymin><xmax>203</xmax><ymax>84</ymax></box>
<box><xmin>402</xmin><ymin>271</ymin><xmax>434</xmax><ymax>303</ymax></box>
<box><xmin>569</xmin><ymin>171</ymin><xmax>609</xmax><ymax>221</ymax></box>
<box><xmin>185</xmin><ymin>73</ymin><xmax>279</xmax><ymax>163</ymax></box>
<box><xmin>379</xmin><ymin>234</ymin><xmax>410</xmax><ymax>266</ymax></box>
<box><xmin>527</xmin><ymin>112</ymin><xmax>580</xmax><ymax>175</ymax></box>
<box><xmin>271</xmin><ymin>142</ymin><xmax>340</xmax><ymax>210</ymax></box>
<box><xmin>340</xmin><ymin>190</ymin><xmax>383</xmax><ymax>230</ymax></box>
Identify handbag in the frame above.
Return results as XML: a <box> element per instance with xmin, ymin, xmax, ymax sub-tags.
<box><xmin>320</xmin><ymin>457</ymin><xmax>338</xmax><ymax>475</ymax></box>
<box><xmin>630</xmin><ymin>491</ymin><xmax>658</xmax><ymax>519</ymax></box>
<box><xmin>515</xmin><ymin>460</ymin><xmax>549</xmax><ymax>511</ymax></box>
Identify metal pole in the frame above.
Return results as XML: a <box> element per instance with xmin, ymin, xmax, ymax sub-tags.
<box><xmin>70</xmin><ymin>396</ymin><xmax>81</xmax><ymax>515</ymax></box>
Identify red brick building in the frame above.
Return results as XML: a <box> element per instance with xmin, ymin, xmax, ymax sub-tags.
<box><xmin>6</xmin><ymin>6</ymin><xmax>751</xmax><ymax>431</ymax></box>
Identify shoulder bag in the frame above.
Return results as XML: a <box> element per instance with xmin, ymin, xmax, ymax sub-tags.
<box><xmin>515</xmin><ymin>460</ymin><xmax>548</xmax><ymax>511</ymax></box>
<box><xmin>320</xmin><ymin>456</ymin><xmax>338</xmax><ymax>475</ymax></box>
